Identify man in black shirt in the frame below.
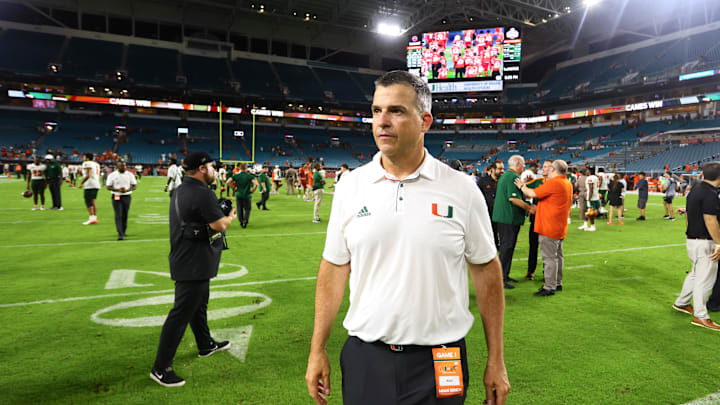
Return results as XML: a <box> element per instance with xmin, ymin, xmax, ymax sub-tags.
<box><xmin>151</xmin><ymin>152</ymin><xmax>237</xmax><ymax>387</ymax></box>
<box><xmin>477</xmin><ymin>161</ymin><xmax>504</xmax><ymax>248</ymax></box>
<box><xmin>673</xmin><ymin>162</ymin><xmax>720</xmax><ymax>331</ymax></box>
<box><xmin>635</xmin><ymin>172</ymin><xmax>648</xmax><ymax>220</ymax></box>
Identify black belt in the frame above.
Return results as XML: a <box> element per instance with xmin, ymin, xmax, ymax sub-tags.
<box><xmin>366</xmin><ymin>337</ymin><xmax>465</xmax><ymax>353</ymax></box>
<box><xmin>687</xmin><ymin>237</ymin><xmax>712</xmax><ymax>240</ymax></box>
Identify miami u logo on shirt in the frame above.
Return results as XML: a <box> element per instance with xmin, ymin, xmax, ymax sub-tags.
<box><xmin>431</xmin><ymin>203</ymin><xmax>453</xmax><ymax>219</ymax></box>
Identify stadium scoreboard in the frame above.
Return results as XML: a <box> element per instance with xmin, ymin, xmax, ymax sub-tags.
<box><xmin>407</xmin><ymin>26</ymin><xmax>522</xmax><ymax>93</ymax></box>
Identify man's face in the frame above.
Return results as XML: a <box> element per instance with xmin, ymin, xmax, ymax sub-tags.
<box><xmin>541</xmin><ymin>161</ymin><xmax>552</xmax><ymax>177</ymax></box>
<box><xmin>493</xmin><ymin>163</ymin><xmax>504</xmax><ymax>178</ymax></box>
<box><xmin>201</xmin><ymin>162</ymin><xmax>216</xmax><ymax>184</ymax></box>
<box><xmin>372</xmin><ymin>84</ymin><xmax>431</xmax><ymax>160</ymax></box>
<box><xmin>117</xmin><ymin>162</ymin><xmax>126</xmax><ymax>172</ymax></box>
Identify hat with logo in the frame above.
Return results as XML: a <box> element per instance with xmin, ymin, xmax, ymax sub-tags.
<box><xmin>182</xmin><ymin>151</ymin><xmax>213</xmax><ymax>170</ymax></box>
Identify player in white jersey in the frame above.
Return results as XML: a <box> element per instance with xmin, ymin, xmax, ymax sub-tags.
<box><xmin>62</xmin><ymin>164</ymin><xmax>69</xmax><ymax>183</ymax></box>
<box><xmin>583</xmin><ymin>169</ymin><xmax>601</xmax><ymax>232</ymax></box>
<box><xmin>27</xmin><ymin>156</ymin><xmax>47</xmax><ymax>210</ymax></box>
<box><xmin>597</xmin><ymin>167</ymin><xmax>609</xmax><ymax>213</ymax></box>
<box><xmin>80</xmin><ymin>153</ymin><xmax>101</xmax><ymax>225</ymax></box>
<box><xmin>164</xmin><ymin>158</ymin><xmax>183</xmax><ymax>198</ymax></box>
<box><xmin>217</xmin><ymin>165</ymin><xmax>227</xmax><ymax>198</ymax></box>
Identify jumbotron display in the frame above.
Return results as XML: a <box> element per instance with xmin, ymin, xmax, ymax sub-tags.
<box><xmin>407</xmin><ymin>26</ymin><xmax>522</xmax><ymax>93</ymax></box>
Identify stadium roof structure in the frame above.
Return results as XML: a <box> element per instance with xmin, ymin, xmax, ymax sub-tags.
<box><xmin>5</xmin><ymin>0</ymin><xmax>720</xmax><ymax>67</ymax></box>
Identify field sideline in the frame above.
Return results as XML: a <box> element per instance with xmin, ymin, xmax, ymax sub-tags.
<box><xmin>0</xmin><ymin>175</ymin><xmax>718</xmax><ymax>405</ymax></box>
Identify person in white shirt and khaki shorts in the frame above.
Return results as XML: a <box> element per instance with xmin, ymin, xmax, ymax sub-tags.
<box><xmin>305</xmin><ymin>71</ymin><xmax>510</xmax><ymax>405</ymax></box>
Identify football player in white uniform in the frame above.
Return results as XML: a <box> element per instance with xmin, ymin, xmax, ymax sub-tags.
<box><xmin>27</xmin><ymin>156</ymin><xmax>47</xmax><ymax>210</ymax></box>
<box><xmin>80</xmin><ymin>153</ymin><xmax>101</xmax><ymax>225</ymax></box>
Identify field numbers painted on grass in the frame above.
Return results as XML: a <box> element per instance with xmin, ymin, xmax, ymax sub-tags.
<box><xmin>92</xmin><ymin>263</ymin><xmax>262</xmax><ymax>362</ymax></box>
<box><xmin>105</xmin><ymin>264</ymin><xmax>248</xmax><ymax>289</ymax></box>
<box><xmin>136</xmin><ymin>213</ymin><xmax>168</xmax><ymax>224</ymax></box>
<box><xmin>90</xmin><ymin>290</ymin><xmax>271</xmax><ymax>327</ymax></box>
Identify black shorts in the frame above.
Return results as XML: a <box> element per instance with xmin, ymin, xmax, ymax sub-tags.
<box><xmin>340</xmin><ymin>336</ymin><xmax>469</xmax><ymax>405</ymax></box>
<box><xmin>84</xmin><ymin>188</ymin><xmax>99</xmax><ymax>207</ymax></box>
<box><xmin>609</xmin><ymin>196</ymin><xmax>623</xmax><ymax>207</ymax></box>
<box><xmin>663</xmin><ymin>196</ymin><xmax>674</xmax><ymax>204</ymax></box>
<box><xmin>637</xmin><ymin>198</ymin><xmax>647</xmax><ymax>209</ymax></box>
<box><xmin>31</xmin><ymin>179</ymin><xmax>45</xmax><ymax>194</ymax></box>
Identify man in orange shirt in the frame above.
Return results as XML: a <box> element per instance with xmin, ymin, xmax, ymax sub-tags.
<box><xmin>516</xmin><ymin>160</ymin><xmax>573</xmax><ymax>297</ymax></box>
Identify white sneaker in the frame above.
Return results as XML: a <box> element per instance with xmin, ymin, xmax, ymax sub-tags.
<box><xmin>578</xmin><ymin>224</ymin><xmax>588</xmax><ymax>230</ymax></box>
<box><xmin>58</xmin><ymin>207</ymin><xmax>64</xmax><ymax>211</ymax></box>
<box><xmin>32</xmin><ymin>207</ymin><xmax>39</xmax><ymax>211</ymax></box>
<box><xmin>40</xmin><ymin>206</ymin><xmax>45</xmax><ymax>210</ymax></box>
<box><xmin>585</xmin><ymin>226</ymin><xmax>597</xmax><ymax>232</ymax></box>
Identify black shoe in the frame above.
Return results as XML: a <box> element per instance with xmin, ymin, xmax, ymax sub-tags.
<box><xmin>507</xmin><ymin>277</ymin><xmax>519</xmax><ymax>283</ymax></box>
<box><xmin>256</xmin><ymin>202</ymin><xmax>261</xmax><ymax>209</ymax></box>
<box><xmin>525</xmin><ymin>273</ymin><xmax>534</xmax><ymax>281</ymax></box>
<box><xmin>636</xmin><ymin>216</ymin><xmax>645</xmax><ymax>221</ymax></box>
<box><xmin>663</xmin><ymin>215</ymin><xmax>670</xmax><ymax>219</ymax></box>
<box><xmin>503</xmin><ymin>282</ymin><xmax>515</xmax><ymax>289</ymax></box>
<box><xmin>150</xmin><ymin>367</ymin><xmax>185</xmax><ymax>387</ymax></box>
<box><xmin>117</xmin><ymin>235</ymin><xmax>124</xmax><ymax>241</ymax></box>
<box><xmin>262</xmin><ymin>208</ymin><xmax>269</xmax><ymax>211</ymax></box>
<box><xmin>198</xmin><ymin>340</ymin><xmax>231</xmax><ymax>357</ymax></box>
<box><xmin>533</xmin><ymin>288</ymin><xmax>555</xmax><ymax>297</ymax></box>
<box><xmin>555</xmin><ymin>285</ymin><xmax>563</xmax><ymax>292</ymax></box>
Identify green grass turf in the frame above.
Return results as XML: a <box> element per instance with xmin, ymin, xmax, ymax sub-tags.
<box><xmin>0</xmin><ymin>175</ymin><xmax>718</xmax><ymax>404</ymax></box>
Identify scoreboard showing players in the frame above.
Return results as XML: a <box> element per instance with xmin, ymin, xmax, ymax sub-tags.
<box><xmin>407</xmin><ymin>26</ymin><xmax>522</xmax><ymax>93</ymax></box>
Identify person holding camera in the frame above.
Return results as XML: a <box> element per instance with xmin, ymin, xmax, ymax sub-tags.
<box><xmin>151</xmin><ymin>152</ymin><xmax>237</xmax><ymax>387</ymax></box>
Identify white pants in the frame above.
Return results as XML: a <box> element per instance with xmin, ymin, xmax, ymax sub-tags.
<box><xmin>675</xmin><ymin>239</ymin><xmax>718</xmax><ymax>319</ymax></box>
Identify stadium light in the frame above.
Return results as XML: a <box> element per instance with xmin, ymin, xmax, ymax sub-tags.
<box><xmin>377</xmin><ymin>22</ymin><xmax>402</xmax><ymax>36</ymax></box>
<box><xmin>584</xmin><ymin>0</ymin><xmax>601</xmax><ymax>7</ymax></box>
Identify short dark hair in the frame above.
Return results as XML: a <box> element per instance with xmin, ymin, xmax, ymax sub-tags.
<box><xmin>665</xmin><ymin>171</ymin><xmax>672</xmax><ymax>176</ymax></box>
<box><xmin>84</xmin><ymin>153</ymin><xmax>94</xmax><ymax>160</ymax></box>
<box><xmin>341</xmin><ymin>163</ymin><xmax>349</xmax><ymax>169</ymax></box>
<box><xmin>598</xmin><ymin>167</ymin><xmax>605</xmax><ymax>173</ymax></box>
<box><xmin>639</xmin><ymin>171</ymin><xmax>646</xmax><ymax>176</ymax></box>
<box><xmin>703</xmin><ymin>162</ymin><xmax>720</xmax><ymax>181</ymax></box>
<box><xmin>374</xmin><ymin>70</ymin><xmax>431</xmax><ymax>115</ymax></box>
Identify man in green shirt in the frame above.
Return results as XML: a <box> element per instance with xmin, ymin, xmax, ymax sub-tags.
<box><xmin>312</xmin><ymin>163</ymin><xmax>325</xmax><ymax>223</ymax></box>
<box><xmin>492</xmin><ymin>154</ymin><xmax>532</xmax><ymax>289</ymax></box>
<box><xmin>256</xmin><ymin>166</ymin><xmax>272</xmax><ymax>211</ymax></box>
<box><xmin>45</xmin><ymin>154</ymin><xmax>64</xmax><ymax>210</ymax></box>
<box><xmin>225</xmin><ymin>162</ymin><xmax>257</xmax><ymax>228</ymax></box>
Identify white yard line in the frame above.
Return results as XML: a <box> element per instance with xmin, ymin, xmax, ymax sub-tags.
<box><xmin>681</xmin><ymin>391</ymin><xmax>720</xmax><ymax>405</ymax></box>
<box><xmin>0</xmin><ymin>276</ymin><xmax>317</xmax><ymax>308</ymax></box>
<box><xmin>0</xmin><ymin>231</ymin><xmax>328</xmax><ymax>248</ymax></box>
<box><xmin>513</xmin><ymin>243</ymin><xmax>685</xmax><ymax>261</ymax></box>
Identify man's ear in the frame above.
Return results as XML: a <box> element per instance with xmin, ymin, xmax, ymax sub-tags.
<box><xmin>420</xmin><ymin>112</ymin><xmax>433</xmax><ymax>132</ymax></box>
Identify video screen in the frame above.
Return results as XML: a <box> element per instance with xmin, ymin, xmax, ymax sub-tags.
<box><xmin>407</xmin><ymin>26</ymin><xmax>522</xmax><ymax>93</ymax></box>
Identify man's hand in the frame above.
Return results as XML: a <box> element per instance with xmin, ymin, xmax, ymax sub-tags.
<box><xmin>676</xmin><ymin>207</ymin><xmax>686</xmax><ymax>214</ymax></box>
<box><xmin>712</xmin><ymin>245</ymin><xmax>720</xmax><ymax>262</ymax></box>
<box><xmin>529</xmin><ymin>204</ymin><xmax>537</xmax><ymax>215</ymax></box>
<box><xmin>513</xmin><ymin>178</ymin><xmax>523</xmax><ymax>188</ymax></box>
<box><xmin>306</xmin><ymin>350</ymin><xmax>331</xmax><ymax>405</ymax></box>
<box><xmin>164</xmin><ymin>185</ymin><xmax>169</xmax><ymax>192</ymax></box>
<box><xmin>484</xmin><ymin>360</ymin><xmax>510</xmax><ymax>405</ymax></box>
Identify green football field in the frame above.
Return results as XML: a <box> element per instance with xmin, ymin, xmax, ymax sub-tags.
<box><xmin>1</xmin><ymin>175</ymin><xmax>718</xmax><ymax>405</ymax></box>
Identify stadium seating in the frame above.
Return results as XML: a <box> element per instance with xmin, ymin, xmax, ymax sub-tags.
<box><xmin>273</xmin><ymin>63</ymin><xmax>325</xmax><ymax>101</ymax></box>
<box><xmin>0</xmin><ymin>29</ymin><xmax>65</xmax><ymax>75</ymax></box>
<box><xmin>230</xmin><ymin>58</ymin><xmax>282</xmax><ymax>97</ymax></box>
<box><xmin>127</xmin><ymin>45</ymin><xmax>179</xmax><ymax>87</ymax></box>
<box><xmin>181</xmin><ymin>54</ymin><xmax>231</xmax><ymax>91</ymax></box>
<box><xmin>350</xmin><ymin>72</ymin><xmax>379</xmax><ymax>99</ymax></box>
<box><xmin>61</xmin><ymin>37</ymin><xmax>123</xmax><ymax>80</ymax></box>
<box><xmin>313</xmin><ymin>68</ymin><xmax>367</xmax><ymax>103</ymax></box>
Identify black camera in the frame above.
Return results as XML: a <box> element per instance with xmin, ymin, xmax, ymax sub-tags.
<box><xmin>218</xmin><ymin>198</ymin><xmax>233</xmax><ymax>216</ymax></box>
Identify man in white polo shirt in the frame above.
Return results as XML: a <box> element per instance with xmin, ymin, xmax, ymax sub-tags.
<box><xmin>106</xmin><ymin>161</ymin><xmax>137</xmax><ymax>240</ymax></box>
<box><xmin>305</xmin><ymin>71</ymin><xmax>509</xmax><ymax>405</ymax></box>
<box><xmin>80</xmin><ymin>153</ymin><xmax>101</xmax><ymax>225</ymax></box>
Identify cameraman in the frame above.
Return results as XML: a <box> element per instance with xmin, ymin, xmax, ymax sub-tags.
<box><xmin>151</xmin><ymin>152</ymin><xmax>237</xmax><ymax>387</ymax></box>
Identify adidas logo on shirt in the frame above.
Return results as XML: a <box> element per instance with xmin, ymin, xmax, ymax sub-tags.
<box><xmin>357</xmin><ymin>206</ymin><xmax>371</xmax><ymax>218</ymax></box>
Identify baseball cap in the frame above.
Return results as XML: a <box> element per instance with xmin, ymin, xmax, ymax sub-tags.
<box><xmin>182</xmin><ymin>151</ymin><xmax>213</xmax><ymax>170</ymax></box>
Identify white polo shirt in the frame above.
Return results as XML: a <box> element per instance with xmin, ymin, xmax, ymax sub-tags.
<box><xmin>323</xmin><ymin>150</ymin><xmax>497</xmax><ymax>346</ymax></box>
<box><xmin>586</xmin><ymin>175</ymin><xmax>600</xmax><ymax>201</ymax></box>
<box><xmin>106</xmin><ymin>170</ymin><xmax>137</xmax><ymax>196</ymax></box>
